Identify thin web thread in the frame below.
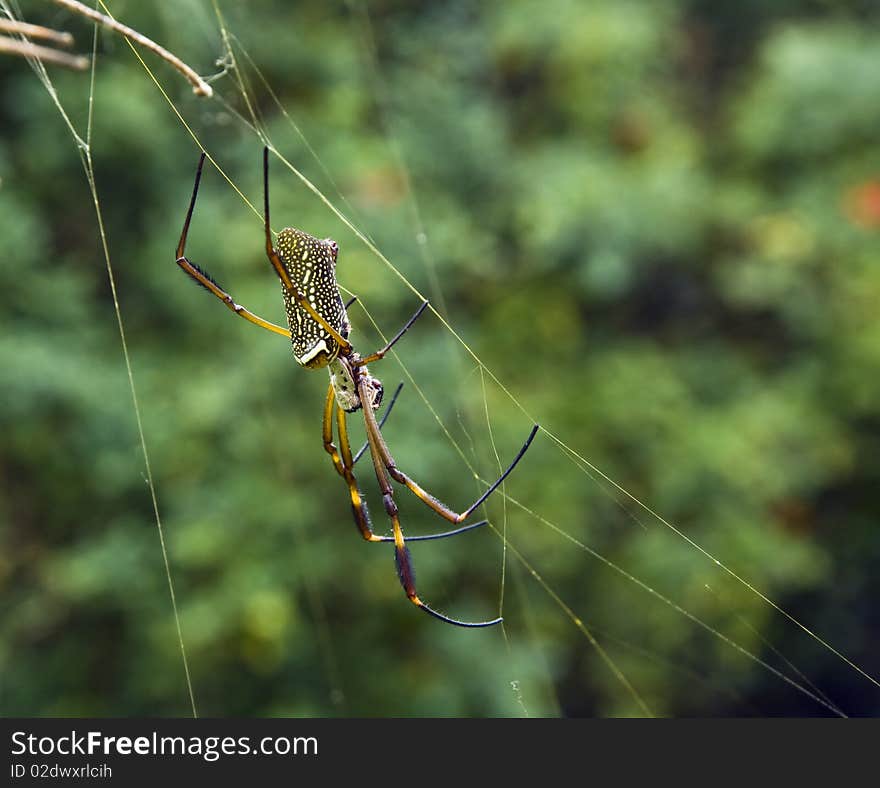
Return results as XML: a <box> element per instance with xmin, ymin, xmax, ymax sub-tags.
<box><xmin>86</xmin><ymin>5</ymin><xmax>197</xmax><ymax>719</ymax></box>
<box><xmin>346</xmin><ymin>0</ymin><xmax>451</xmax><ymax>320</ymax></box>
<box><xmin>702</xmin><ymin>583</ymin><xmax>841</xmax><ymax>715</ymax></box>
<box><xmin>479</xmin><ymin>368</ymin><xmax>508</xmax><ymax>619</ymax></box>
<box><xmin>480</xmin><ymin>368</ymin><xmax>526</xmax><ymax>716</ymax></box>
<box><xmin>495</xmin><ymin>490</ymin><xmax>846</xmax><ymax>716</ymax></box>
<box><xmin>5</xmin><ymin>0</ymin><xmax>198</xmax><ymax>716</ymax></box>
<box><xmin>260</xmin><ymin>407</ymin><xmax>347</xmax><ymax>711</ymax></box>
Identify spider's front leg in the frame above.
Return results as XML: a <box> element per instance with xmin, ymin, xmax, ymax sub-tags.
<box><xmin>262</xmin><ymin>147</ymin><xmax>352</xmax><ymax>352</ymax></box>
<box><xmin>175</xmin><ymin>152</ymin><xmax>291</xmax><ymax>338</ymax></box>
<box><xmin>352</xmin><ymin>300</ymin><xmax>430</xmax><ymax>367</ymax></box>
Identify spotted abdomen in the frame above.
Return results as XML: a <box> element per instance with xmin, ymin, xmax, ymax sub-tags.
<box><xmin>276</xmin><ymin>228</ymin><xmax>350</xmax><ymax>369</ymax></box>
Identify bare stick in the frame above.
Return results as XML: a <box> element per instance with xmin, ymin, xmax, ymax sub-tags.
<box><xmin>0</xmin><ymin>19</ymin><xmax>74</xmax><ymax>47</ymax></box>
<box><xmin>52</xmin><ymin>0</ymin><xmax>213</xmax><ymax>97</ymax></box>
<box><xmin>0</xmin><ymin>35</ymin><xmax>89</xmax><ymax>70</ymax></box>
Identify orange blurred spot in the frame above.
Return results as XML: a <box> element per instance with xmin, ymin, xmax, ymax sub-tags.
<box><xmin>843</xmin><ymin>180</ymin><xmax>880</xmax><ymax>229</ymax></box>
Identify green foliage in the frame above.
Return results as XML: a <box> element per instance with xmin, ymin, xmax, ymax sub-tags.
<box><xmin>1</xmin><ymin>0</ymin><xmax>878</xmax><ymax>717</ymax></box>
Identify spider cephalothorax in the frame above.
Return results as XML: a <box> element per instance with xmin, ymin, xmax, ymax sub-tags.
<box><xmin>174</xmin><ymin>147</ymin><xmax>538</xmax><ymax>627</ymax></box>
<box><xmin>328</xmin><ymin>355</ymin><xmax>383</xmax><ymax>413</ymax></box>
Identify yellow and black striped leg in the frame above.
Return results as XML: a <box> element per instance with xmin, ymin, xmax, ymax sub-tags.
<box><xmin>357</xmin><ymin>379</ymin><xmax>501</xmax><ymax>628</ymax></box>
<box><xmin>360</xmin><ymin>388</ymin><xmax>539</xmax><ymax>525</ymax></box>
<box><xmin>322</xmin><ymin>385</ymin><xmax>380</xmax><ymax>542</ymax></box>
<box><xmin>328</xmin><ymin>386</ymin><xmax>489</xmax><ymax>544</ymax></box>
<box><xmin>176</xmin><ymin>153</ymin><xmax>291</xmax><ymax>338</ymax></box>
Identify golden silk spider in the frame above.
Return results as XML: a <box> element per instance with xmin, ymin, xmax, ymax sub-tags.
<box><xmin>174</xmin><ymin>148</ymin><xmax>538</xmax><ymax>627</ymax></box>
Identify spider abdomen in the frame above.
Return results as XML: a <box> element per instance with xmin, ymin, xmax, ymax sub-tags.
<box><xmin>276</xmin><ymin>227</ymin><xmax>350</xmax><ymax>369</ymax></box>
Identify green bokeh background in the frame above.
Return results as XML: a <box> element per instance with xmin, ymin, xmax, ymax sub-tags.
<box><xmin>2</xmin><ymin>0</ymin><xmax>879</xmax><ymax>717</ymax></box>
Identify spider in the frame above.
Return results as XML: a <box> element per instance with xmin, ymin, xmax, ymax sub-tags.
<box><xmin>174</xmin><ymin>147</ymin><xmax>538</xmax><ymax>627</ymax></box>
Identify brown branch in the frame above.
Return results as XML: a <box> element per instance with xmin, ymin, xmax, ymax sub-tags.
<box><xmin>0</xmin><ymin>18</ymin><xmax>74</xmax><ymax>47</ymax></box>
<box><xmin>52</xmin><ymin>0</ymin><xmax>213</xmax><ymax>97</ymax></box>
<box><xmin>0</xmin><ymin>34</ymin><xmax>89</xmax><ymax>70</ymax></box>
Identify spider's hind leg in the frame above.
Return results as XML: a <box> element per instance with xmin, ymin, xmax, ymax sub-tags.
<box><xmin>354</xmin><ymin>383</ymin><xmax>502</xmax><ymax>628</ymax></box>
<box><xmin>323</xmin><ymin>384</ymin><xmax>381</xmax><ymax>542</ymax></box>
<box><xmin>325</xmin><ymin>384</ymin><xmax>489</xmax><ymax>545</ymax></box>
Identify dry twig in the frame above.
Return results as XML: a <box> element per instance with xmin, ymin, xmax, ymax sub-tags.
<box><xmin>0</xmin><ymin>33</ymin><xmax>88</xmax><ymax>69</ymax></box>
<box><xmin>0</xmin><ymin>17</ymin><xmax>74</xmax><ymax>46</ymax></box>
<box><xmin>53</xmin><ymin>0</ymin><xmax>213</xmax><ymax>96</ymax></box>
<box><xmin>0</xmin><ymin>0</ymin><xmax>213</xmax><ymax>97</ymax></box>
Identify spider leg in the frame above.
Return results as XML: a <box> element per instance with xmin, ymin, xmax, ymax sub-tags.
<box><xmin>326</xmin><ymin>383</ymin><xmax>488</xmax><ymax>543</ymax></box>
<box><xmin>262</xmin><ymin>147</ymin><xmax>353</xmax><ymax>352</ymax></box>
<box><xmin>360</xmin><ymin>384</ymin><xmax>539</xmax><ymax>524</ymax></box>
<box><xmin>352</xmin><ymin>381</ymin><xmax>404</xmax><ymax>465</ymax></box>
<box><xmin>323</xmin><ymin>383</ymin><xmax>495</xmax><ymax>625</ymax></box>
<box><xmin>353</xmin><ymin>300</ymin><xmax>430</xmax><ymax>367</ymax></box>
<box><xmin>349</xmin><ymin>383</ymin><xmax>491</xmax><ymax>539</ymax></box>
<box><xmin>175</xmin><ymin>153</ymin><xmax>291</xmax><ymax>338</ymax></box>
<box><xmin>322</xmin><ymin>384</ymin><xmax>381</xmax><ymax>542</ymax></box>
<box><xmin>397</xmin><ymin>520</ymin><xmax>490</xmax><ymax>542</ymax></box>
<box><xmin>357</xmin><ymin>378</ymin><xmax>502</xmax><ymax>628</ymax></box>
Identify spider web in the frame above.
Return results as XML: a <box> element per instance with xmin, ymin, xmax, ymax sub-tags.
<box><xmin>6</xmin><ymin>0</ymin><xmax>878</xmax><ymax>717</ymax></box>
